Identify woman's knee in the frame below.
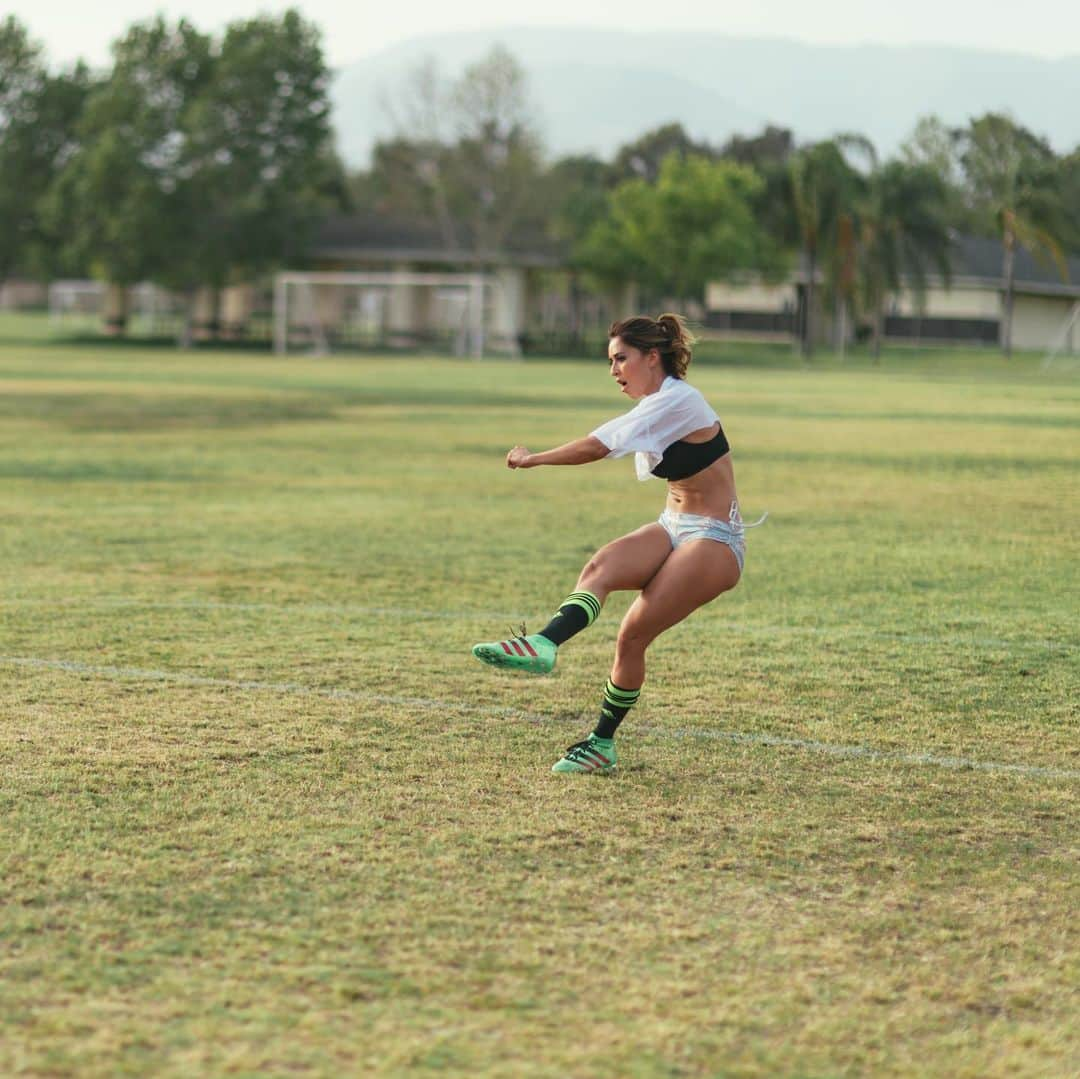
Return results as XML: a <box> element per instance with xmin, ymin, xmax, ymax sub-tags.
<box><xmin>615</xmin><ymin>618</ymin><xmax>654</xmax><ymax>657</ymax></box>
<box><xmin>577</xmin><ymin>547</ymin><xmax>613</xmax><ymax>589</ymax></box>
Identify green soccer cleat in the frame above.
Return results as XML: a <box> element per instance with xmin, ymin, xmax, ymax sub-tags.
<box><xmin>552</xmin><ymin>736</ymin><xmax>617</xmax><ymax>775</ymax></box>
<box><xmin>471</xmin><ymin>632</ymin><xmax>557</xmax><ymax>675</ymax></box>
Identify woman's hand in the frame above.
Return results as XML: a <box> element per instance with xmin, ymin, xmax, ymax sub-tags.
<box><xmin>506</xmin><ymin>445</ymin><xmax>533</xmax><ymax>469</ymax></box>
<box><xmin>506</xmin><ymin>437</ymin><xmax>608</xmax><ymax>469</ymax></box>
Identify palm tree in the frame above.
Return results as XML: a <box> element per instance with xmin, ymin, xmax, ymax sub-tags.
<box><xmin>787</xmin><ymin>140</ymin><xmax>862</xmax><ymax>358</ymax></box>
<box><xmin>856</xmin><ymin>161</ymin><xmax>955</xmax><ymax>360</ymax></box>
<box><xmin>997</xmin><ymin>209</ymin><xmax>1067</xmax><ymax>359</ymax></box>
<box><xmin>958</xmin><ymin>114</ymin><xmax>1068</xmax><ymax>357</ymax></box>
<box><xmin>827</xmin><ymin>135</ymin><xmax>877</xmax><ymax>358</ymax></box>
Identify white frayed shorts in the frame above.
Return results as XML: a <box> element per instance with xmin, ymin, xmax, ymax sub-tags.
<box><xmin>657</xmin><ymin>502</ymin><xmax>766</xmax><ymax>574</ymax></box>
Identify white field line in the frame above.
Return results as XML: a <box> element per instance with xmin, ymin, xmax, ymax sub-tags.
<box><xmin>2</xmin><ymin>596</ymin><xmax>1074</xmax><ymax>654</ymax></box>
<box><xmin>3</xmin><ymin>596</ymin><xmax>492</xmax><ymax>621</ymax></box>
<box><xmin>2</xmin><ymin>655</ymin><xmax>1077</xmax><ymax>782</ymax></box>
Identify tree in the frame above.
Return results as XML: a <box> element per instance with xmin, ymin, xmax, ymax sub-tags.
<box><xmin>544</xmin><ymin>154</ymin><xmax>613</xmax><ymax>247</ymax></box>
<box><xmin>577</xmin><ymin>154</ymin><xmax>778</xmax><ymax>305</ymax></box>
<box><xmin>720</xmin><ymin>125</ymin><xmax>794</xmax><ymax>170</ymax></box>
<box><xmin>856</xmin><ymin>161</ymin><xmax>954</xmax><ymax>359</ymax></box>
<box><xmin>899</xmin><ymin>114</ymin><xmax>971</xmax><ymax>235</ymax></box>
<box><xmin>786</xmin><ymin>140</ymin><xmax>863</xmax><ymax>357</ymax></box>
<box><xmin>0</xmin><ymin>17</ymin><xmax>44</xmax><ymax>281</ymax></box>
<box><xmin>0</xmin><ymin>19</ymin><xmax>91</xmax><ymax>283</ymax></box>
<box><xmin>1052</xmin><ymin>149</ymin><xmax>1080</xmax><ymax>255</ymax></box>
<box><xmin>900</xmin><ymin>116</ymin><xmax>963</xmax><ymax>187</ymax></box>
<box><xmin>542</xmin><ymin>153</ymin><xmax>615</xmax><ymax>341</ymax></box>
<box><xmin>45</xmin><ymin>17</ymin><xmax>214</xmax><ymax>316</ymax></box>
<box><xmin>370</xmin><ymin>56</ymin><xmax>460</xmax><ymax>248</ymax></box>
<box><xmin>957</xmin><ymin>113</ymin><xmax>1068</xmax><ymax>357</ymax></box>
<box><xmin>47</xmin><ymin>10</ymin><xmax>342</xmax><ymax>342</ymax></box>
<box><xmin>825</xmin><ymin>134</ymin><xmax>879</xmax><ymax>355</ymax></box>
<box><xmin>611</xmin><ymin>123</ymin><xmax>715</xmax><ymax>184</ymax></box>
<box><xmin>444</xmin><ymin>45</ymin><xmax>545</xmax><ymax>253</ymax></box>
<box><xmin>185</xmin><ymin>10</ymin><xmax>342</xmax><ymax>281</ymax></box>
<box><xmin>369</xmin><ymin>45</ymin><xmax>544</xmax><ymax>255</ymax></box>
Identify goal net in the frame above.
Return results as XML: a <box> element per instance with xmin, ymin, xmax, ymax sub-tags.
<box><xmin>272</xmin><ymin>271</ymin><xmax>521</xmax><ymax>358</ymax></box>
<box><xmin>48</xmin><ymin>280</ymin><xmax>185</xmax><ymax>338</ymax></box>
<box><xmin>48</xmin><ymin>280</ymin><xmax>104</xmax><ymax>334</ymax></box>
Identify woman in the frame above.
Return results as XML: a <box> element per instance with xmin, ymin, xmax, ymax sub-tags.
<box><xmin>472</xmin><ymin>314</ymin><xmax>763</xmax><ymax>774</ymax></box>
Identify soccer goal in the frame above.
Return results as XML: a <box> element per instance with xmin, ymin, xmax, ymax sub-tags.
<box><xmin>48</xmin><ymin>280</ymin><xmax>185</xmax><ymax>337</ymax></box>
<box><xmin>48</xmin><ymin>280</ymin><xmax>105</xmax><ymax>334</ymax></box>
<box><xmin>272</xmin><ymin>271</ymin><xmax>522</xmax><ymax>358</ymax></box>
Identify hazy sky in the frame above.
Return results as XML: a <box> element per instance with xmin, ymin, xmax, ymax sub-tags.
<box><xmin>12</xmin><ymin>0</ymin><xmax>1080</xmax><ymax>69</ymax></box>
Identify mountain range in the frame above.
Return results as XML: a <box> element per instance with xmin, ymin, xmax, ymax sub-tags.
<box><xmin>331</xmin><ymin>28</ymin><xmax>1080</xmax><ymax>167</ymax></box>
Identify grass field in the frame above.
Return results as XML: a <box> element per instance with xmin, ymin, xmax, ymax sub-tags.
<box><xmin>1</xmin><ymin>333</ymin><xmax>1077</xmax><ymax>1077</ymax></box>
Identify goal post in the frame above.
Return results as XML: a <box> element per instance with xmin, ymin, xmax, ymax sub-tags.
<box><xmin>272</xmin><ymin>270</ymin><xmax>521</xmax><ymax>358</ymax></box>
<box><xmin>1041</xmin><ymin>300</ymin><xmax>1080</xmax><ymax>371</ymax></box>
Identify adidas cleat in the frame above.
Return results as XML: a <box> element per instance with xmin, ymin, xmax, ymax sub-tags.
<box><xmin>471</xmin><ymin>632</ymin><xmax>557</xmax><ymax>675</ymax></box>
<box><xmin>552</xmin><ymin>736</ymin><xmax>617</xmax><ymax>774</ymax></box>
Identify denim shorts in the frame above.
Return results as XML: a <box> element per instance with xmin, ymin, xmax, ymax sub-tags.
<box><xmin>658</xmin><ymin>508</ymin><xmax>747</xmax><ymax>573</ymax></box>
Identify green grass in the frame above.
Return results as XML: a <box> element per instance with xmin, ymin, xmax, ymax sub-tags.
<box><xmin>0</xmin><ymin>337</ymin><xmax>1077</xmax><ymax>1077</ymax></box>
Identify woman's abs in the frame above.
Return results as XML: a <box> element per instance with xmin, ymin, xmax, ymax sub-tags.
<box><xmin>664</xmin><ymin>454</ymin><xmax>737</xmax><ymax>517</ymax></box>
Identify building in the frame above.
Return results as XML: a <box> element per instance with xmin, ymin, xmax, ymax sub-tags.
<box><xmin>705</xmin><ymin>234</ymin><xmax>1080</xmax><ymax>353</ymax></box>
<box><xmin>282</xmin><ymin>213</ymin><xmax>567</xmax><ymax>354</ymax></box>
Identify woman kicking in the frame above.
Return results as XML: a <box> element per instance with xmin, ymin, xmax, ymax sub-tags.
<box><xmin>472</xmin><ymin>314</ymin><xmax>763</xmax><ymax>774</ymax></box>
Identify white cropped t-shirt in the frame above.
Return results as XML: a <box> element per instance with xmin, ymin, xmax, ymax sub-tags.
<box><xmin>590</xmin><ymin>376</ymin><xmax>721</xmax><ymax>481</ymax></box>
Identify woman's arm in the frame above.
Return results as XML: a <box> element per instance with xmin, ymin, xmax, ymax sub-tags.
<box><xmin>507</xmin><ymin>436</ymin><xmax>610</xmax><ymax>469</ymax></box>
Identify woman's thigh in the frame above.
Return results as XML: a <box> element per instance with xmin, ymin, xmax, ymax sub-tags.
<box><xmin>618</xmin><ymin>538</ymin><xmax>740</xmax><ymax>645</ymax></box>
<box><xmin>577</xmin><ymin>523</ymin><xmax>673</xmax><ymax>596</ymax></box>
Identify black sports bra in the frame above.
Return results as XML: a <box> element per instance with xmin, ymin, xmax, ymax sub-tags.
<box><xmin>650</xmin><ymin>425</ymin><xmax>730</xmax><ymax>481</ymax></box>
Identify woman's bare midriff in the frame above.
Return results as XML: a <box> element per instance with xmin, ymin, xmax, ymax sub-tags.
<box><xmin>663</xmin><ymin>423</ymin><xmax>738</xmax><ymax>517</ymax></box>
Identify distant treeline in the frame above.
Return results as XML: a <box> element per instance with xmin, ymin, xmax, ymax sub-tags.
<box><xmin>0</xmin><ymin>11</ymin><xmax>343</xmax><ymax>343</ymax></box>
<box><xmin>3</xmin><ymin>19</ymin><xmax>1079</xmax><ymax>354</ymax></box>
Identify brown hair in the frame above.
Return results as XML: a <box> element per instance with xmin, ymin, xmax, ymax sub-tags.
<box><xmin>608</xmin><ymin>313</ymin><xmax>695</xmax><ymax>379</ymax></box>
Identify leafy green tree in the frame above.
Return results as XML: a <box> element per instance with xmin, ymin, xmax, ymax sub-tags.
<box><xmin>900</xmin><ymin>117</ymin><xmax>962</xmax><ymax>186</ymax></box>
<box><xmin>185</xmin><ymin>10</ymin><xmax>342</xmax><ymax>281</ymax></box>
<box><xmin>857</xmin><ymin>161</ymin><xmax>954</xmax><ymax>358</ymax></box>
<box><xmin>577</xmin><ymin>154</ymin><xmax>777</xmax><ymax>305</ymax></box>
<box><xmin>899</xmin><ymin>115</ymin><xmax>972</xmax><ymax>236</ymax></box>
<box><xmin>1053</xmin><ymin>149</ymin><xmax>1080</xmax><ymax>254</ymax></box>
<box><xmin>45</xmin><ymin>17</ymin><xmax>214</xmax><ymax>315</ymax></box>
<box><xmin>719</xmin><ymin>127</ymin><xmax>796</xmax><ymax>264</ymax></box>
<box><xmin>0</xmin><ymin>19</ymin><xmax>92</xmax><ymax>283</ymax></box>
<box><xmin>540</xmin><ymin>153</ymin><xmax>614</xmax><ymax>341</ymax></box>
<box><xmin>720</xmin><ymin>125</ymin><xmax>794</xmax><ymax>170</ymax></box>
<box><xmin>543</xmin><ymin>154</ymin><xmax>613</xmax><ymax>247</ymax></box>
<box><xmin>47</xmin><ymin>10</ymin><xmax>341</xmax><ymax>341</ymax></box>
<box><xmin>611</xmin><ymin>123</ymin><xmax>716</xmax><ymax>184</ymax></box>
<box><xmin>360</xmin><ymin>137</ymin><xmax>444</xmax><ymax>223</ymax></box>
<box><xmin>957</xmin><ymin>113</ymin><xmax>1067</xmax><ymax>356</ymax></box>
<box><xmin>0</xmin><ymin>16</ymin><xmax>44</xmax><ymax>281</ymax></box>
<box><xmin>14</xmin><ymin>66</ymin><xmax>96</xmax><ymax>280</ymax></box>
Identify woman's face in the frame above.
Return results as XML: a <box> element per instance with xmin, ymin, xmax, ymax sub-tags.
<box><xmin>608</xmin><ymin>336</ymin><xmax>663</xmax><ymax>399</ymax></box>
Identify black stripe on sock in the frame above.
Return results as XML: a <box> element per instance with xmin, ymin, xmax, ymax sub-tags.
<box><xmin>594</xmin><ymin>680</ymin><xmax>640</xmax><ymax>739</ymax></box>
<box><xmin>538</xmin><ymin>592</ymin><xmax>601</xmax><ymax>647</ymax></box>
